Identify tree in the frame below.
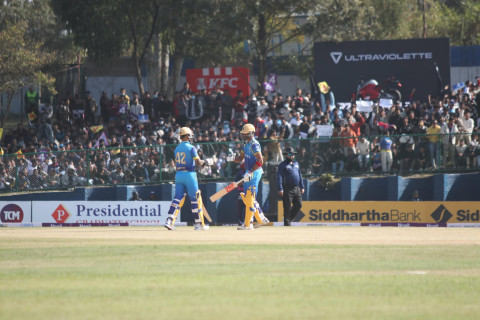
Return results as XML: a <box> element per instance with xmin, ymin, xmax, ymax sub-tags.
<box><xmin>52</xmin><ymin>0</ymin><xmax>161</xmax><ymax>96</ymax></box>
<box><xmin>0</xmin><ymin>22</ymin><xmax>55</xmax><ymax>127</ymax></box>
<box><xmin>210</xmin><ymin>0</ymin><xmax>380</xmax><ymax>95</ymax></box>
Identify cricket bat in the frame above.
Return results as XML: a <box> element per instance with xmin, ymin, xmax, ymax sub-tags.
<box><xmin>209</xmin><ymin>178</ymin><xmax>244</xmax><ymax>203</ymax></box>
<box><xmin>202</xmin><ymin>204</ymin><xmax>212</xmax><ymax>222</ymax></box>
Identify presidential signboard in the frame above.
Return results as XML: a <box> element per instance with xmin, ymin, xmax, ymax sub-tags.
<box><xmin>313</xmin><ymin>38</ymin><xmax>450</xmax><ymax>102</ymax></box>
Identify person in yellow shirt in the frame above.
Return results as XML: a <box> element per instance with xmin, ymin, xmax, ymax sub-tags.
<box><xmin>426</xmin><ymin>119</ymin><xmax>442</xmax><ymax>169</ymax></box>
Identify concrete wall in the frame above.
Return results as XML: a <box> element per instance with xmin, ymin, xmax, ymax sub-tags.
<box><xmin>1</xmin><ymin>173</ymin><xmax>478</xmax><ymax>224</ymax></box>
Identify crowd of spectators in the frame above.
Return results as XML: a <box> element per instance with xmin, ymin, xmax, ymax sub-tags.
<box><xmin>1</xmin><ymin>77</ymin><xmax>480</xmax><ymax>191</ymax></box>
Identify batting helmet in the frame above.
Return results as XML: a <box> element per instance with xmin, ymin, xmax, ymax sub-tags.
<box><xmin>240</xmin><ymin>123</ymin><xmax>255</xmax><ymax>140</ymax></box>
<box><xmin>179</xmin><ymin>127</ymin><xmax>193</xmax><ymax>139</ymax></box>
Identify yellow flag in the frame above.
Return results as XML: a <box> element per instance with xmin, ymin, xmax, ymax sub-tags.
<box><xmin>90</xmin><ymin>125</ymin><xmax>104</xmax><ymax>133</ymax></box>
<box><xmin>318</xmin><ymin>81</ymin><xmax>330</xmax><ymax>94</ymax></box>
<box><xmin>15</xmin><ymin>149</ymin><xmax>25</xmax><ymax>159</ymax></box>
<box><xmin>28</xmin><ymin>111</ymin><xmax>37</xmax><ymax>121</ymax></box>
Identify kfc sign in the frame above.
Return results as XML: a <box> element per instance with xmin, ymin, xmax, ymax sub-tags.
<box><xmin>186</xmin><ymin>67</ymin><xmax>250</xmax><ymax>97</ymax></box>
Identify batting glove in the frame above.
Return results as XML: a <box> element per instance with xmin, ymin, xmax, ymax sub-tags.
<box><xmin>226</xmin><ymin>154</ymin><xmax>236</xmax><ymax>162</ymax></box>
<box><xmin>243</xmin><ymin>171</ymin><xmax>253</xmax><ymax>182</ymax></box>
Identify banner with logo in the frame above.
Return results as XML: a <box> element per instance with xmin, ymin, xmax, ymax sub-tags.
<box><xmin>186</xmin><ymin>67</ymin><xmax>250</xmax><ymax>97</ymax></box>
<box><xmin>314</xmin><ymin>38</ymin><xmax>450</xmax><ymax>102</ymax></box>
<box><xmin>278</xmin><ymin>201</ymin><xmax>480</xmax><ymax>227</ymax></box>
<box><xmin>32</xmin><ymin>201</ymin><xmax>172</xmax><ymax>226</ymax></box>
<box><xmin>0</xmin><ymin>202</ymin><xmax>32</xmax><ymax>225</ymax></box>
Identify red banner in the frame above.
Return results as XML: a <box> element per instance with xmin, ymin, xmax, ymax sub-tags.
<box><xmin>186</xmin><ymin>67</ymin><xmax>250</xmax><ymax>97</ymax></box>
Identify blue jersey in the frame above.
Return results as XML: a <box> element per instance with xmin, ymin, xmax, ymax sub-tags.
<box><xmin>174</xmin><ymin>141</ymin><xmax>199</xmax><ymax>171</ymax></box>
<box><xmin>380</xmin><ymin>137</ymin><xmax>393</xmax><ymax>151</ymax></box>
<box><xmin>243</xmin><ymin>138</ymin><xmax>262</xmax><ymax>172</ymax></box>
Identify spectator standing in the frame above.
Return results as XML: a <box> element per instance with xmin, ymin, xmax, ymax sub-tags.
<box><xmin>99</xmin><ymin>91</ymin><xmax>110</xmax><ymax>124</ymax></box>
<box><xmin>440</xmin><ymin>117</ymin><xmax>459</xmax><ymax>168</ymax></box>
<box><xmin>339</xmin><ymin>122</ymin><xmax>357</xmax><ymax>157</ymax></box>
<box><xmin>380</xmin><ymin>129</ymin><xmax>394</xmax><ymax>173</ymax></box>
<box><xmin>232</xmin><ymin>90</ymin><xmax>246</xmax><ymax>123</ymax></box>
<box><xmin>84</xmin><ymin>91</ymin><xmax>98</xmax><ymax>124</ymax></box>
<box><xmin>129</xmin><ymin>97</ymin><xmax>144</xmax><ymax>120</ymax></box>
<box><xmin>25</xmin><ymin>86</ymin><xmax>39</xmax><ymax>115</ymax></box>
<box><xmin>426</xmin><ymin>119</ymin><xmax>442</xmax><ymax>169</ymax></box>
<box><xmin>38</xmin><ymin>100</ymin><xmax>54</xmax><ymax>122</ymax></box>
<box><xmin>459</xmin><ymin>107</ymin><xmax>474</xmax><ymax>145</ymax></box>
<box><xmin>356</xmin><ymin>136</ymin><xmax>371</xmax><ymax>170</ymax></box>
<box><xmin>277</xmin><ymin>147</ymin><xmax>304</xmax><ymax>226</ymax></box>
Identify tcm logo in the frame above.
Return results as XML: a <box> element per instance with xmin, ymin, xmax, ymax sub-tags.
<box><xmin>330</xmin><ymin>52</ymin><xmax>343</xmax><ymax>64</ymax></box>
<box><xmin>52</xmin><ymin>204</ymin><xmax>71</xmax><ymax>223</ymax></box>
<box><xmin>0</xmin><ymin>204</ymin><xmax>24</xmax><ymax>223</ymax></box>
<box><xmin>430</xmin><ymin>204</ymin><xmax>453</xmax><ymax>223</ymax></box>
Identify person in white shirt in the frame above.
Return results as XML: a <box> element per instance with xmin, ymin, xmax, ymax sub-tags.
<box><xmin>289</xmin><ymin>111</ymin><xmax>302</xmax><ymax>128</ymax></box>
<box><xmin>129</xmin><ymin>97</ymin><xmax>144</xmax><ymax>119</ymax></box>
<box><xmin>256</xmin><ymin>97</ymin><xmax>269</xmax><ymax>118</ymax></box>
<box><xmin>458</xmin><ymin>107</ymin><xmax>474</xmax><ymax>145</ymax></box>
<box><xmin>356</xmin><ymin>136</ymin><xmax>371</xmax><ymax>170</ymax></box>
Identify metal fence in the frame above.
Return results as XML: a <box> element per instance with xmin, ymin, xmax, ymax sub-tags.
<box><xmin>1</xmin><ymin>132</ymin><xmax>478</xmax><ymax>193</ymax></box>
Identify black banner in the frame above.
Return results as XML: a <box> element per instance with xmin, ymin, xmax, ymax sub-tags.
<box><xmin>313</xmin><ymin>38</ymin><xmax>450</xmax><ymax>102</ymax></box>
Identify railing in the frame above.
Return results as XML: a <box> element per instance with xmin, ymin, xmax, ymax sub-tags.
<box><xmin>0</xmin><ymin>132</ymin><xmax>478</xmax><ymax>193</ymax></box>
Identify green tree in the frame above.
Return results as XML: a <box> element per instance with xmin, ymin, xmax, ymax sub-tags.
<box><xmin>0</xmin><ymin>22</ymin><xmax>55</xmax><ymax>127</ymax></box>
<box><xmin>0</xmin><ymin>0</ymin><xmax>66</xmax><ymax>127</ymax></box>
<box><xmin>52</xmin><ymin>0</ymin><xmax>161</xmax><ymax>95</ymax></box>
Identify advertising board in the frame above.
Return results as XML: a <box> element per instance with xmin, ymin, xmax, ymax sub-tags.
<box><xmin>313</xmin><ymin>38</ymin><xmax>450</xmax><ymax>102</ymax></box>
<box><xmin>186</xmin><ymin>67</ymin><xmax>250</xmax><ymax>97</ymax></box>
<box><xmin>279</xmin><ymin>201</ymin><xmax>480</xmax><ymax>227</ymax></box>
<box><xmin>32</xmin><ymin>201</ymin><xmax>172</xmax><ymax>226</ymax></box>
<box><xmin>0</xmin><ymin>202</ymin><xmax>32</xmax><ymax>226</ymax></box>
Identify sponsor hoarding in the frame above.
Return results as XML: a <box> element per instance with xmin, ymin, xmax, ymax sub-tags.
<box><xmin>0</xmin><ymin>202</ymin><xmax>31</xmax><ymax>224</ymax></box>
<box><xmin>314</xmin><ymin>38</ymin><xmax>450</xmax><ymax>102</ymax></box>
<box><xmin>279</xmin><ymin>201</ymin><xmax>480</xmax><ymax>227</ymax></box>
<box><xmin>186</xmin><ymin>67</ymin><xmax>250</xmax><ymax>97</ymax></box>
<box><xmin>33</xmin><ymin>201</ymin><xmax>172</xmax><ymax>226</ymax></box>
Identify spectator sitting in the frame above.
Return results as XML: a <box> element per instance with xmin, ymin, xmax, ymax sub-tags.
<box><xmin>61</xmin><ymin>165</ymin><xmax>84</xmax><ymax>187</ymax></box>
<box><xmin>129</xmin><ymin>191</ymin><xmax>142</xmax><ymax>201</ymax></box>
<box><xmin>413</xmin><ymin>145</ymin><xmax>429</xmax><ymax>171</ymax></box>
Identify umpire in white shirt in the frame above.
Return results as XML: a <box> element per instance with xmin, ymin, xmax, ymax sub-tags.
<box><xmin>277</xmin><ymin>147</ymin><xmax>304</xmax><ymax>226</ymax></box>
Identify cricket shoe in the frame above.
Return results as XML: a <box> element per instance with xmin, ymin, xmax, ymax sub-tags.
<box><xmin>237</xmin><ymin>224</ymin><xmax>254</xmax><ymax>230</ymax></box>
<box><xmin>194</xmin><ymin>223</ymin><xmax>209</xmax><ymax>230</ymax></box>
<box><xmin>254</xmin><ymin>218</ymin><xmax>270</xmax><ymax>229</ymax></box>
<box><xmin>164</xmin><ymin>217</ymin><xmax>175</xmax><ymax>230</ymax></box>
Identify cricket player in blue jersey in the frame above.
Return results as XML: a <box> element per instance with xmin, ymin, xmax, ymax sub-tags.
<box><xmin>164</xmin><ymin>127</ymin><xmax>209</xmax><ymax>230</ymax></box>
<box><xmin>228</xmin><ymin>123</ymin><xmax>270</xmax><ymax>230</ymax></box>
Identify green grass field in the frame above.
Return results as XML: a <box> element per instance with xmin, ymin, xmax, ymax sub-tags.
<box><xmin>1</xmin><ymin>226</ymin><xmax>479</xmax><ymax>320</ymax></box>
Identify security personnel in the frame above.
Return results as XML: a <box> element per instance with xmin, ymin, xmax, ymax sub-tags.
<box><xmin>277</xmin><ymin>147</ymin><xmax>304</xmax><ymax>226</ymax></box>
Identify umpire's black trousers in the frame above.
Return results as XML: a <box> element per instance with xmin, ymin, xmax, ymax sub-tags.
<box><xmin>282</xmin><ymin>186</ymin><xmax>302</xmax><ymax>226</ymax></box>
